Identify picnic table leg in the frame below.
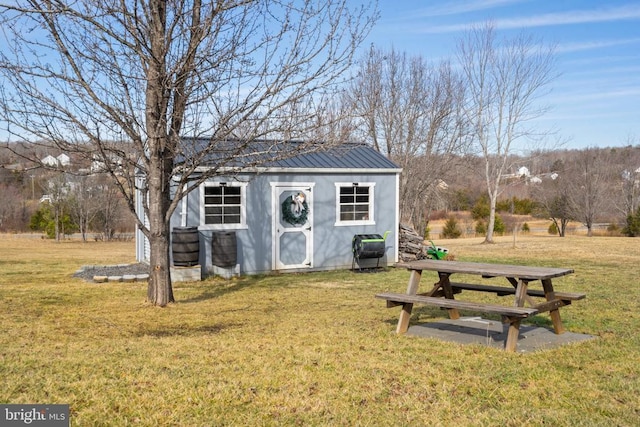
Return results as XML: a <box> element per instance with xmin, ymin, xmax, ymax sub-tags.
<box><xmin>438</xmin><ymin>272</ymin><xmax>460</xmax><ymax>320</ymax></box>
<box><xmin>507</xmin><ymin>277</ymin><xmax>536</xmax><ymax>306</ymax></box>
<box><xmin>501</xmin><ymin>279</ymin><xmax>531</xmax><ymax>352</ymax></box>
<box><xmin>514</xmin><ymin>279</ymin><xmax>529</xmax><ymax>307</ymax></box>
<box><xmin>396</xmin><ymin>269</ymin><xmax>422</xmax><ymax>334</ymax></box>
<box><xmin>542</xmin><ymin>278</ymin><xmax>565</xmax><ymax>334</ymax></box>
<box><xmin>504</xmin><ymin>317</ymin><xmax>521</xmax><ymax>352</ymax></box>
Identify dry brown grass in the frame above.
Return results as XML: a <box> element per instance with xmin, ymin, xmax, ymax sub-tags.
<box><xmin>1</xmin><ymin>233</ymin><xmax>639</xmax><ymax>426</ymax></box>
<box><xmin>429</xmin><ymin>216</ymin><xmax>616</xmax><ymax>239</ymax></box>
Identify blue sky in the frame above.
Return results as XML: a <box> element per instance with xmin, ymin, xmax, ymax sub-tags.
<box><xmin>365</xmin><ymin>0</ymin><xmax>640</xmax><ymax>150</ymax></box>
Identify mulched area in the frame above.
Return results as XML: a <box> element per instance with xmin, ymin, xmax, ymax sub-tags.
<box><xmin>73</xmin><ymin>263</ymin><xmax>149</xmax><ymax>282</ymax></box>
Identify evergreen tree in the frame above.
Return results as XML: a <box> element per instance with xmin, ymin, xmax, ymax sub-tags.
<box><xmin>622</xmin><ymin>207</ymin><xmax>640</xmax><ymax>237</ymax></box>
<box><xmin>442</xmin><ymin>216</ymin><xmax>462</xmax><ymax>239</ymax></box>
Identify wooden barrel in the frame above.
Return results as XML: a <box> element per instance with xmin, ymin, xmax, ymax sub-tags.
<box><xmin>172</xmin><ymin>227</ymin><xmax>200</xmax><ymax>266</ymax></box>
<box><xmin>212</xmin><ymin>231</ymin><xmax>237</xmax><ymax>267</ymax></box>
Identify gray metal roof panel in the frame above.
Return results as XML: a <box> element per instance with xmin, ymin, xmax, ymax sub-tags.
<box><xmin>181</xmin><ymin>138</ymin><xmax>399</xmax><ymax>170</ymax></box>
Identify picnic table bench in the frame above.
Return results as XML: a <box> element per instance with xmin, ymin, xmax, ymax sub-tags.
<box><xmin>376</xmin><ymin>260</ymin><xmax>585</xmax><ymax>352</ymax></box>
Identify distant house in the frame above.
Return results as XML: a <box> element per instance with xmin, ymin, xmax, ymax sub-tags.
<box><xmin>57</xmin><ymin>153</ymin><xmax>70</xmax><ymax>166</ymax></box>
<box><xmin>41</xmin><ymin>153</ymin><xmax>70</xmax><ymax>167</ymax></box>
<box><xmin>501</xmin><ymin>166</ymin><xmax>530</xmax><ymax>181</ymax></box>
<box><xmin>527</xmin><ymin>172</ymin><xmax>559</xmax><ymax>185</ymax></box>
<box><xmin>41</xmin><ymin>155</ymin><xmax>58</xmax><ymax>167</ymax></box>
<box><xmin>529</xmin><ymin>176</ymin><xmax>542</xmax><ymax>184</ymax></box>
<box><xmin>135</xmin><ymin>140</ymin><xmax>401</xmax><ymax>277</ymax></box>
<box><xmin>91</xmin><ymin>153</ymin><xmax>122</xmax><ymax>173</ymax></box>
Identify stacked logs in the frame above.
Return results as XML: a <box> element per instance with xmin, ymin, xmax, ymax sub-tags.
<box><xmin>398</xmin><ymin>223</ymin><xmax>429</xmax><ymax>262</ymax></box>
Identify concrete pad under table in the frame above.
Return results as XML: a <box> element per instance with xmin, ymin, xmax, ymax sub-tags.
<box><xmin>407</xmin><ymin>317</ymin><xmax>594</xmax><ymax>353</ymax></box>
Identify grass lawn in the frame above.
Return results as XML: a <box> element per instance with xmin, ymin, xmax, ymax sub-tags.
<box><xmin>1</xmin><ymin>233</ymin><xmax>639</xmax><ymax>426</ymax></box>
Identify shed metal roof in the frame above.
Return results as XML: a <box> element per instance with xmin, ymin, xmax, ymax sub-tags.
<box><xmin>182</xmin><ymin>138</ymin><xmax>399</xmax><ymax>171</ymax></box>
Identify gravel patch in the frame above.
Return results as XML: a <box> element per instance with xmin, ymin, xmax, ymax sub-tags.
<box><xmin>74</xmin><ymin>263</ymin><xmax>149</xmax><ymax>283</ymax></box>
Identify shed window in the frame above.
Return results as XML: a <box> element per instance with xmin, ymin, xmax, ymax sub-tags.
<box><xmin>200</xmin><ymin>182</ymin><xmax>247</xmax><ymax>229</ymax></box>
<box><xmin>335</xmin><ymin>182</ymin><xmax>375</xmax><ymax>225</ymax></box>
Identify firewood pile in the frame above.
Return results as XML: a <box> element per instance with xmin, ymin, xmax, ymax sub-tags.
<box><xmin>398</xmin><ymin>223</ymin><xmax>429</xmax><ymax>262</ymax></box>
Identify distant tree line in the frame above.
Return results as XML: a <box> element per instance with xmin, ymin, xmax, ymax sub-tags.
<box><xmin>3</xmin><ymin>143</ymin><xmax>639</xmax><ymax>239</ymax></box>
<box><xmin>436</xmin><ymin>145</ymin><xmax>640</xmax><ymax>238</ymax></box>
<box><xmin>2</xmin><ymin>20</ymin><xmax>639</xmax><ymax>243</ymax></box>
<box><xmin>0</xmin><ymin>152</ymin><xmax>133</xmax><ymax>239</ymax></box>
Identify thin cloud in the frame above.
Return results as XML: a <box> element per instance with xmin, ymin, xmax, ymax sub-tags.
<box><xmin>565</xmin><ymin>55</ymin><xmax>640</xmax><ymax>68</ymax></box>
<box><xmin>498</xmin><ymin>5</ymin><xmax>640</xmax><ymax>28</ymax></box>
<box><xmin>406</xmin><ymin>0</ymin><xmax>526</xmax><ymax>18</ymax></box>
<box><xmin>417</xmin><ymin>4</ymin><xmax>640</xmax><ymax>34</ymax></box>
<box><xmin>556</xmin><ymin>38</ymin><xmax>640</xmax><ymax>53</ymax></box>
<box><xmin>548</xmin><ymin>87</ymin><xmax>640</xmax><ymax>106</ymax></box>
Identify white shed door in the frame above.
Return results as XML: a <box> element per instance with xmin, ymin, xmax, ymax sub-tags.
<box><xmin>272</xmin><ymin>184</ymin><xmax>314</xmax><ymax>270</ymax></box>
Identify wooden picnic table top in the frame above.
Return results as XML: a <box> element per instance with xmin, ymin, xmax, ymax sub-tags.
<box><xmin>396</xmin><ymin>260</ymin><xmax>574</xmax><ymax>281</ymax></box>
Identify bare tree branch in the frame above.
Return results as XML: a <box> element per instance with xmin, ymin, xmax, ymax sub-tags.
<box><xmin>346</xmin><ymin>46</ymin><xmax>470</xmax><ymax>233</ymax></box>
<box><xmin>0</xmin><ymin>0</ymin><xmax>377</xmax><ymax>305</ymax></box>
<box><xmin>457</xmin><ymin>22</ymin><xmax>557</xmax><ymax>243</ymax></box>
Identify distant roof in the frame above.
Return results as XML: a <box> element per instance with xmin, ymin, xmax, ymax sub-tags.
<box><xmin>182</xmin><ymin>138</ymin><xmax>400</xmax><ymax>172</ymax></box>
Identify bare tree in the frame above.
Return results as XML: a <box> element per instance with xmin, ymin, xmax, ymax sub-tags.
<box><xmin>42</xmin><ymin>173</ymin><xmax>74</xmax><ymax>241</ymax></box>
<box><xmin>566</xmin><ymin>148</ymin><xmax>616</xmax><ymax>236</ymax></box>
<box><xmin>457</xmin><ymin>22</ymin><xmax>557</xmax><ymax>243</ymax></box>
<box><xmin>92</xmin><ymin>175</ymin><xmax>128</xmax><ymax>241</ymax></box>
<box><xmin>66</xmin><ymin>173</ymin><xmax>124</xmax><ymax>241</ymax></box>
<box><xmin>0</xmin><ymin>1</ymin><xmax>376</xmax><ymax>306</ymax></box>
<box><xmin>67</xmin><ymin>175</ymin><xmax>98</xmax><ymax>242</ymax></box>
<box><xmin>610</xmin><ymin>142</ymin><xmax>640</xmax><ymax>222</ymax></box>
<box><xmin>0</xmin><ymin>183</ymin><xmax>26</xmax><ymax>231</ymax></box>
<box><xmin>531</xmin><ymin>171</ymin><xmax>572</xmax><ymax>237</ymax></box>
<box><xmin>347</xmin><ymin>46</ymin><xmax>469</xmax><ymax>233</ymax></box>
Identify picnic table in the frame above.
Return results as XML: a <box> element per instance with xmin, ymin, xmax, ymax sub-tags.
<box><xmin>376</xmin><ymin>260</ymin><xmax>585</xmax><ymax>352</ymax></box>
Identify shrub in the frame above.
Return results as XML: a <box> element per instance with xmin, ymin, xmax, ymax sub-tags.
<box><xmin>521</xmin><ymin>222</ymin><xmax>530</xmax><ymax>233</ymax></box>
<box><xmin>606</xmin><ymin>223</ymin><xmax>620</xmax><ymax>236</ymax></box>
<box><xmin>474</xmin><ymin>216</ymin><xmax>506</xmax><ymax>236</ymax></box>
<box><xmin>29</xmin><ymin>204</ymin><xmax>77</xmax><ymax>239</ymax></box>
<box><xmin>471</xmin><ymin>196</ymin><xmax>490</xmax><ymax>220</ymax></box>
<box><xmin>548</xmin><ymin>222</ymin><xmax>558</xmax><ymax>235</ymax></box>
<box><xmin>441</xmin><ymin>216</ymin><xmax>462</xmax><ymax>239</ymax></box>
<box><xmin>622</xmin><ymin>207</ymin><xmax>640</xmax><ymax>237</ymax></box>
<box><xmin>493</xmin><ymin>215</ymin><xmax>506</xmax><ymax>235</ymax></box>
<box><xmin>496</xmin><ymin>197</ymin><xmax>538</xmax><ymax>215</ymax></box>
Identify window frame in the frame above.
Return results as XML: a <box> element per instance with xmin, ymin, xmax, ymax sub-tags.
<box><xmin>199</xmin><ymin>181</ymin><xmax>248</xmax><ymax>230</ymax></box>
<box><xmin>334</xmin><ymin>182</ymin><xmax>375</xmax><ymax>226</ymax></box>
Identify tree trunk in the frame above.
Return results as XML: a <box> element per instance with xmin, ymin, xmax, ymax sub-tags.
<box><xmin>143</xmin><ymin>0</ymin><xmax>174</xmax><ymax>307</ymax></box>
<box><xmin>147</xmin><ymin>229</ymin><xmax>174</xmax><ymax>306</ymax></box>
<box><xmin>560</xmin><ymin>218</ymin><xmax>568</xmax><ymax>237</ymax></box>
<box><xmin>484</xmin><ymin>190</ymin><xmax>498</xmax><ymax>244</ymax></box>
<box><xmin>145</xmin><ymin>160</ymin><xmax>175</xmax><ymax>307</ymax></box>
<box><xmin>147</xmin><ymin>215</ymin><xmax>174</xmax><ymax>306</ymax></box>
<box><xmin>55</xmin><ymin>207</ymin><xmax>60</xmax><ymax>242</ymax></box>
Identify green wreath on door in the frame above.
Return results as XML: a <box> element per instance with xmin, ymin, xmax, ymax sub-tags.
<box><xmin>282</xmin><ymin>192</ymin><xmax>309</xmax><ymax>225</ymax></box>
